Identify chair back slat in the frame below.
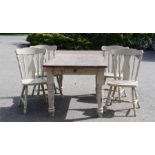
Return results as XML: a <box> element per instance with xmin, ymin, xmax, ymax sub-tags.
<box><xmin>33</xmin><ymin>52</ymin><xmax>45</xmax><ymax>77</ymax></box>
<box><xmin>31</xmin><ymin>45</ymin><xmax>57</xmax><ymax>62</ymax></box>
<box><xmin>101</xmin><ymin>45</ymin><xmax>128</xmax><ymax>73</ymax></box>
<box><xmin>122</xmin><ymin>55</ymin><xmax>131</xmax><ymax>80</ymax></box>
<box><xmin>107</xmin><ymin>53</ymin><xmax>112</xmax><ymax>72</ymax></box>
<box><xmin>111</xmin><ymin>48</ymin><xmax>143</xmax><ymax>81</ymax></box>
<box><xmin>15</xmin><ymin>47</ymin><xmax>46</xmax><ymax>80</ymax></box>
<box><xmin>112</xmin><ymin>54</ymin><xmax>117</xmax><ymax>80</ymax></box>
<box><xmin>135</xmin><ymin>55</ymin><xmax>143</xmax><ymax>80</ymax></box>
<box><xmin>118</xmin><ymin>54</ymin><xmax>121</xmax><ymax>79</ymax></box>
<box><xmin>131</xmin><ymin>56</ymin><xmax>136</xmax><ymax>79</ymax></box>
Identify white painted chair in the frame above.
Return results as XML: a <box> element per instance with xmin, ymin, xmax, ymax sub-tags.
<box><xmin>15</xmin><ymin>47</ymin><xmax>47</xmax><ymax>114</ymax></box>
<box><xmin>31</xmin><ymin>45</ymin><xmax>63</xmax><ymax>96</ymax></box>
<box><xmin>101</xmin><ymin>45</ymin><xmax>128</xmax><ymax>99</ymax></box>
<box><xmin>104</xmin><ymin>48</ymin><xmax>143</xmax><ymax>116</ymax></box>
<box><xmin>101</xmin><ymin>45</ymin><xmax>128</xmax><ymax>79</ymax></box>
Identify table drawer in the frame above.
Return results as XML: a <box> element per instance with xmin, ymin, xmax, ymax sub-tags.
<box><xmin>51</xmin><ymin>67</ymin><xmax>102</xmax><ymax>75</ymax></box>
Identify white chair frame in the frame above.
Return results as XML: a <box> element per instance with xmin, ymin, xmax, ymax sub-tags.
<box><xmin>104</xmin><ymin>48</ymin><xmax>143</xmax><ymax>116</ymax></box>
<box><xmin>31</xmin><ymin>45</ymin><xmax>63</xmax><ymax>96</ymax></box>
<box><xmin>15</xmin><ymin>47</ymin><xmax>47</xmax><ymax>114</ymax></box>
<box><xmin>101</xmin><ymin>45</ymin><xmax>129</xmax><ymax>99</ymax></box>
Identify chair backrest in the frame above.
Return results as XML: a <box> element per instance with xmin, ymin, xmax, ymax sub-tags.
<box><xmin>111</xmin><ymin>48</ymin><xmax>143</xmax><ymax>81</ymax></box>
<box><xmin>15</xmin><ymin>47</ymin><xmax>46</xmax><ymax>80</ymax></box>
<box><xmin>31</xmin><ymin>45</ymin><xmax>57</xmax><ymax>62</ymax></box>
<box><xmin>101</xmin><ymin>45</ymin><xmax>128</xmax><ymax>73</ymax></box>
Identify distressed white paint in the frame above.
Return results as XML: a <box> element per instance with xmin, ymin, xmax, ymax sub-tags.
<box><xmin>31</xmin><ymin>45</ymin><xmax>63</xmax><ymax>96</ymax></box>
<box><xmin>15</xmin><ymin>47</ymin><xmax>47</xmax><ymax>114</ymax></box>
<box><xmin>105</xmin><ymin>48</ymin><xmax>143</xmax><ymax>116</ymax></box>
<box><xmin>44</xmin><ymin>53</ymin><xmax>107</xmax><ymax>117</ymax></box>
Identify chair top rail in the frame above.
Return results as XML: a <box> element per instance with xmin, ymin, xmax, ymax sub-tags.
<box><xmin>111</xmin><ymin>48</ymin><xmax>143</xmax><ymax>56</ymax></box>
<box><xmin>101</xmin><ymin>45</ymin><xmax>126</xmax><ymax>51</ymax></box>
<box><xmin>31</xmin><ymin>45</ymin><xmax>57</xmax><ymax>51</ymax></box>
<box><xmin>16</xmin><ymin>47</ymin><xmax>46</xmax><ymax>55</ymax></box>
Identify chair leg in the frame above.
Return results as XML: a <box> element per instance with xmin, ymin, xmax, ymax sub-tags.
<box><xmin>19</xmin><ymin>85</ymin><xmax>25</xmax><ymax>106</ymax></box>
<box><xmin>23</xmin><ymin>86</ymin><xmax>28</xmax><ymax>114</ymax></box>
<box><xmin>54</xmin><ymin>83</ymin><xmax>58</xmax><ymax>94</ymax></box>
<box><xmin>132</xmin><ymin>87</ymin><xmax>136</xmax><ymax>117</ymax></box>
<box><xmin>104</xmin><ymin>86</ymin><xmax>113</xmax><ymax>111</ymax></box>
<box><xmin>41</xmin><ymin>84</ymin><xmax>46</xmax><ymax>100</ymax></box>
<box><xmin>37</xmin><ymin>84</ymin><xmax>41</xmax><ymax>96</ymax></box>
<box><xmin>134</xmin><ymin>87</ymin><xmax>140</xmax><ymax>108</ymax></box>
<box><xmin>95</xmin><ymin>75</ymin><xmax>98</xmax><ymax>99</ymax></box>
<box><xmin>112</xmin><ymin>86</ymin><xmax>117</xmax><ymax>99</ymax></box>
<box><xmin>122</xmin><ymin>88</ymin><xmax>127</xmax><ymax>97</ymax></box>
<box><xmin>118</xmin><ymin>86</ymin><xmax>121</xmax><ymax>101</ymax></box>
<box><xmin>56</xmin><ymin>75</ymin><xmax>63</xmax><ymax>96</ymax></box>
<box><xmin>59</xmin><ymin>75</ymin><xmax>63</xmax><ymax>96</ymax></box>
<box><xmin>32</xmin><ymin>85</ymin><xmax>36</xmax><ymax>96</ymax></box>
<box><xmin>59</xmin><ymin>75</ymin><xmax>63</xmax><ymax>88</ymax></box>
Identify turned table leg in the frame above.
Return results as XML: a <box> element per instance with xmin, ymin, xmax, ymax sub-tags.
<box><xmin>96</xmin><ymin>68</ymin><xmax>105</xmax><ymax>118</ymax></box>
<box><xmin>47</xmin><ymin>68</ymin><xmax>55</xmax><ymax>117</ymax></box>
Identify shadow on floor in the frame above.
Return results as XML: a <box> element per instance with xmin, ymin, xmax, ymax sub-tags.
<box><xmin>102</xmin><ymin>108</ymin><xmax>135</xmax><ymax>118</ymax></box>
<box><xmin>73</xmin><ymin>94</ymin><xmax>96</xmax><ymax>104</ymax></box>
<box><xmin>0</xmin><ymin>94</ymin><xmax>134</xmax><ymax>122</ymax></box>
<box><xmin>0</xmin><ymin>95</ymin><xmax>71</xmax><ymax>122</ymax></box>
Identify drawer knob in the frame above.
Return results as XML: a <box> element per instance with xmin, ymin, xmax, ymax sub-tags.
<box><xmin>73</xmin><ymin>69</ymin><xmax>77</xmax><ymax>72</ymax></box>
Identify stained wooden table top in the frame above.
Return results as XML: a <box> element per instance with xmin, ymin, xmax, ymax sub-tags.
<box><xmin>43</xmin><ymin>53</ymin><xmax>107</xmax><ymax>68</ymax></box>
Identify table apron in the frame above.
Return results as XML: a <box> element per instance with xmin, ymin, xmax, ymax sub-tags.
<box><xmin>46</xmin><ymin>67</ymin><xmax>105</xmax><ymax>75</ymax></box>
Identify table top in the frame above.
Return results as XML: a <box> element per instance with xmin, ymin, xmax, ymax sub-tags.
<box><xmin>43</xmin><ymin>53</ymin><xmax>107</xmax><ymax>68</ymax></box>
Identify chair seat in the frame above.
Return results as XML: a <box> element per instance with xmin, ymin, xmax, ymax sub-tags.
<box><xmin>107</xmin><ymin>80</ymin><xmax>138</xmax><ymax>87</ymax></box>
<box><xmin>104</xmin><ymin>72</ymin><xmax>123</xmax><ymax>78</ymax></box>
<box><xmin>22</xmin><ymin>78</ymin><xmax>47</xmax><ymax>85</ymax></box>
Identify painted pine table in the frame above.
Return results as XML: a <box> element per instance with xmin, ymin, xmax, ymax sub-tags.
<box><xmin>43</xmin><ymin>51</ymin><xmax>107</xmax><ymax>117</ymax></box>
